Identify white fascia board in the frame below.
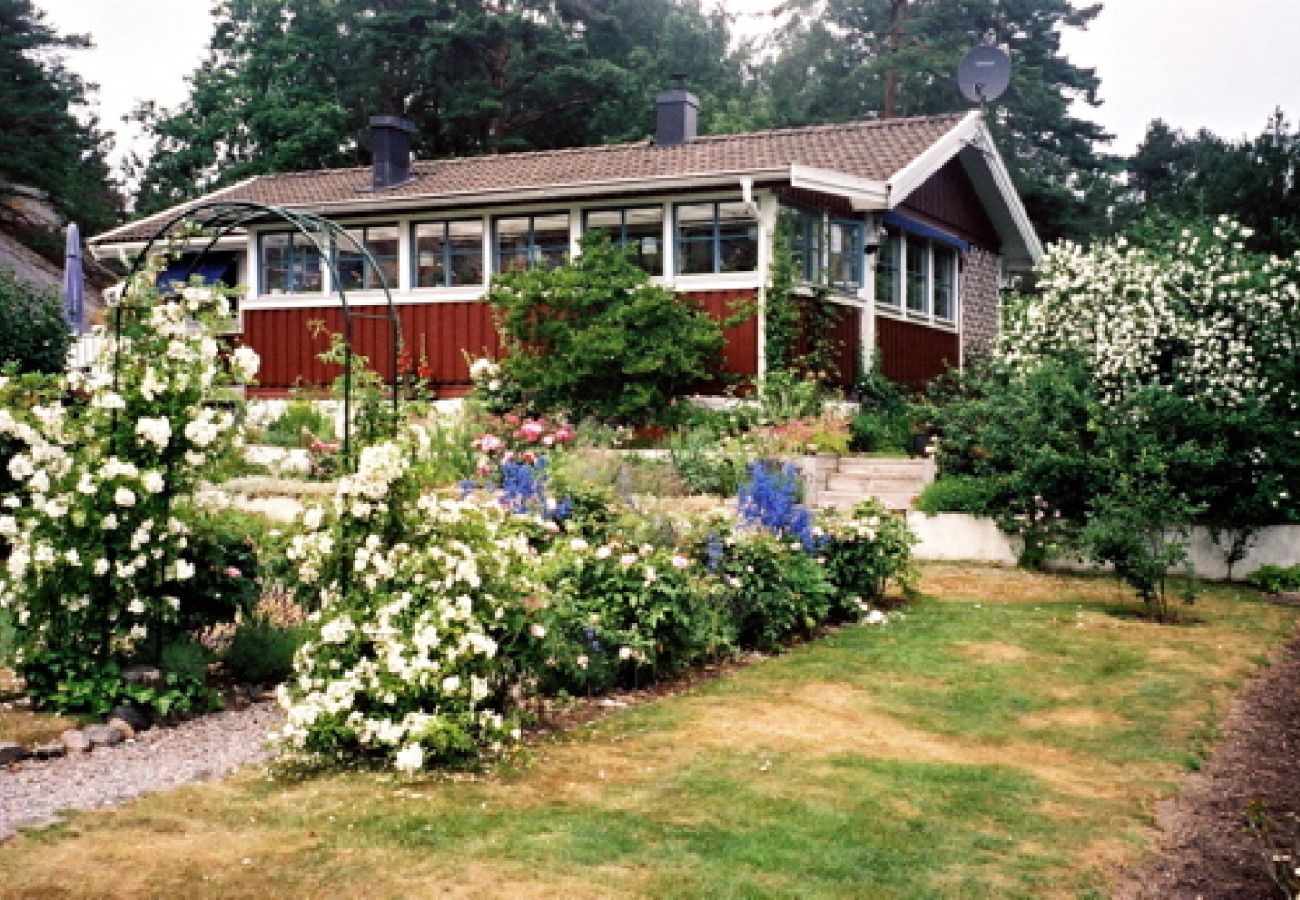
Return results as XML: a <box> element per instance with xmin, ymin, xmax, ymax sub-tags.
<box><xmin>789</xmin><ymin>165</ymin><xmax>889</xmax><ymax>209</ymax></box>
<box><xmin>886</xmin><ymin>111</ymin><xmax>1043</xmax><ymax>269</ymax></box>
<box><xmin>87</xmin><ymin>233</ymin><xmax>249</xmax><ymax>261</ymax></box>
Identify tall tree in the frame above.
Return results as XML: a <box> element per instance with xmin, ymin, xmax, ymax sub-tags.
<box><xmin>0</xmin><ymin>0</ymin><xmax>117</xmax><ymax>248</ymax></box>
<box><xmin>1120</xmin><ymin>111</ymin><xmax>1300</xmax><ymax>254</ymax></box>
<box><xmin>130</xmin><ymin>0</ymin><xmax>749</xmax><ymax>215</ymax></box>
<box><xmin>764</xmin><ymin>0</ymin><xmax>1111</xmax><ymax>243</ymax></box>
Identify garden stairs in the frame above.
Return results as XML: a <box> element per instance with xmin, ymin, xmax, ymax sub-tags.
<box><xmin>799</xmin><ymin>455</ymin><xmax>936</xmax><ymax>513</ymax></box>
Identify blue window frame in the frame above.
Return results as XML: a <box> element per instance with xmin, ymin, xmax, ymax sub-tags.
<box><xmin>335</xmin><ymin>224</ymin><xmax>400</xmax><ymax>291</ymax></box>
<box><xmin>583</xmin><ymin>207</ymin><xmax>664</xmax><ymax>275</ymax></box>
<box><xmin>829</xmin><ymin>220</ymin><xmax>864</xmax><ymax>290</ymax></box>
<box><xmin>260</xmin><ymin>232</ymin><xmax>323</xmax><ymax>295</ymax></box>
<box><xmin>779</xmin><ymin>206</ymin><xmax>823</xmax><ymax>282</ymax></box>
<box><xmin>674</xmin><ymin>201</ymin><xmax>758</xmax><ymax>275</ymax></box>
<box><xmin>413</xmin><ymin>219</ymin><xmax>484</xmax><ymax>288</ymax></box>
<box><xmin>875</xmin><ymin>226</ymin><xmax>901</xmax><ymax>308</ymax></box>
<box><xmin>494</xmin><ymin>213</ymin><xmax>570</xmax><ymax>273</ymax></box>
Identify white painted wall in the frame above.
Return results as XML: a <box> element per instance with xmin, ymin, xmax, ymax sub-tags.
<box><xmin>906</xmin><ymin>512</ymin><xmax>1300</xmax><ymax>582</ymax></box>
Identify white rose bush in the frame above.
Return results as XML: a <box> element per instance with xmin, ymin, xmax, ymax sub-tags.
<box><xmin>0</xmin><ymin>269</ymin><xmax>256</xmax><ymax>714</ymax></box>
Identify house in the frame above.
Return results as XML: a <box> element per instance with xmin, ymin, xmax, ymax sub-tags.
<box><xmin>89</xmin><ymin>92</ymin><xmax>1041</xmax><ymax>397</ymax></box>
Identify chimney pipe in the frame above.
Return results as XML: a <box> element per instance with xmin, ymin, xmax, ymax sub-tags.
<box><xmin>656</xmin><ymin>76</ymin><xmax>698</xmax><ymax>146</ymax></box>
<box><xmin>369</xmin><ymin>115</ymin><xmax>415</xmax><ymax>190</ymax></box>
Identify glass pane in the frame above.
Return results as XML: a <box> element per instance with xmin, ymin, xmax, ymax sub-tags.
<box><xmin>295</xmin><ymin>242</ymin><xmax>323</xmax><ymax>293</ymax></box>
<box><xmin>584</xmin><ymin>209</ymin><xmax>622</xmax><ymax>236</ymax></box>
<box><xmin>875</xmin><ymin>229</ymin><xmax>899</xmax><ymax>306</ymax></box>
<box><xmin>415</xmin><ymin>223</ymin><xmax>447</xmax><ymax>288</ymax></box>
<box><xmin>676</xmin><ymin>202</ymin><xmax>715</xmax><ymax>272</ymax></box>
<box><xmin>934</xmin><ymin>246</ymin><xmax>955</xmax><ymax>320</ymax></box>
<box><xmin>366</xmin><ymin>226</ymin><xmax>400</xmax><ymax>290</ymax></box>
<box><xmin>906</xmin><ymin>236</ymin><xmax>928</xmax><ymax>313</ymax></box>
<box><xmin>830</xmin><ymin>222</ymin><xmax>861</xmax><ymax>288</ymax></box>
<box><xmin>624</xmin><ymin>207</ymin><xmax>664</xmax><ymax>275</ymax></box>
<box><xmin>531</xmin><ymin>214</ymin><xmax>570</xmax><ymax>270</ymax></box>
<box><xmin>447</xmin><ymin>220</ymin><xmax>484</xmax><ymax>286</ymax></box>
<box><xmin>677</xmin><ymin>238</ymin><xmax>713</xmax><ymax>275</ymax></box>
<box><xmin>261</xmin><ymin>233</ymin><xmax>289</xmax><ymax>294</ymax></box>
<box><xmin>718</xmin><ymin>202</ymin><xmax>757</xmax><ymax>273</ymax></box>
<box><xmin>337</xmin><ymin>229</ymin><xmax>366</xmax><ymax>291</ymax></box>
<box><xmin>495</xmin><ymin>216</ymin><xmax>531</xmax><ymax>273</ymax></box>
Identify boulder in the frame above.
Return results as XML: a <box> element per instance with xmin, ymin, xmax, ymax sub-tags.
<box><xmin>83</xmin><ymin>723</ymin><xmax>125</xmax><ymax>748</ymax></box>
<box><xmin>122</xmin><ymin>665</ymin><xmax>164</xmax><ymax>690</ymax></box>
<box><xmin>29</xmin><ymin>742</ymin><xmax>66</xmax><ymax>760</ymax></box>
<box><xmin>109</xmin><ymin>704</ymin><xmax>150</xmax><ymax>733</ymax></box>
<box><xmin>0</xmin><ymin>741</ymin><xmax>25</xmax><ymax>765</ymax></box>
<box><xmin>61</xmin><ymin>729</ymin><xmax>91</xmax><ymax>753</ymax></box>
<box><xmin>106</xmin><ymin>717</ymin><xmax>135</xmax><ymax>740</ymax></box>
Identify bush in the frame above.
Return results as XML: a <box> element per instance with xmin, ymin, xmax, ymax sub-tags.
<box><xmin>0</xmin><ymin>269</ymin><xmax>71</xmax><ymax>374</ymax></box>
<box><xmin>489</xmin><ymin>234</ymin><xmax>724</xmax><ymax>424</ymax></box>
<box><xmin>162</xmin><ymin>509</ymin><xmax>263</xmax><ymax>639</ymax></box>
<box><xmin>715</xmin><ymin>530</ymin><xmax>835</xmax><ymax>651</ymax></box>
<box><xmin>261</xmin><ymin>398</ymin><xmax>333</xmax><ymax>448</ymax></box>
<box><xmin>223</xmin><ymin>618</ymin><xmax>307</xmax><ymax>684</ymax></box>
<box><xmin>821</xmin><ymin>500</ymin><xmax>918</xmax><ymax>617</ymax></box>
<box><xmin>914</xmin><ymin>475</ymin><xmax>1002</xmax><ymax>516</ymax></box>
<box><xmin>667</xmin><ymin>427</ymin><xmax>750</xmax><ymax>496</ymax></box>
<box><xmin>848</xmin><ymin>411</ymin><xmax>911</xmax><ymax>454</ymax></box>
<box><xmin>1245</xmin><ymin>565</ymin><xmax>1300</xmax><ymax>594</ymax></box>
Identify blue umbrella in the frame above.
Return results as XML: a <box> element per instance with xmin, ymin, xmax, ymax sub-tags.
<box><xmin>63</xmin><ymin>222</ymin><xmax>84</xmax><ymax>335</ymax></box>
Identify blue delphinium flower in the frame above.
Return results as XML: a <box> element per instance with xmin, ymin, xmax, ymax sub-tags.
<box><xmin>736</xmin><ymin>461</ymin><xmax>824</xmax><ymax>552</ymax></box>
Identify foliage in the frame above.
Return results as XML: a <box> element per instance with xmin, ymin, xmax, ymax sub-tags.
<box><xmin>280</xmin><ymin>431</ymin><xmax>545</xmax><ymax>771</ymax></box>
<box><xmin>0</xmin><ymin>0</ymin><xmax>117</xmax><ymax>244</ymax></box>
<box><xmin>261</xmin><ymin>397</ymin><xmax>334</xmax><ymax>448</ymax></box>
<box><xmin>531</xmin><ymin>539</ymin><xmax>729</xmax><ymax>695</ymax></box>
<box><xmin>914</xmin><ymin>475</ymin><xmax>1001</xmax><ymax>516</ymax></box>
<box><xmin>1244</xmin><ymin>565</ymin><xmax>1300</xmax><ymax>596</ymax></box>
<box><xmin>757</xmin><ymin>370</ymin><xmax>826</xmax><ymax>423</ymax></box>
<box><xmin>130</xmin><ymin>0</ymin><xmax>750</xmax><ymax>213</ymax></box>
<box><xmin>0</xmin><ymin>273</ymin><xmax>256</xmax><ymax>714</ymax></box>
<box><xmin>851</xmin><ymin>363</ymin><xmax>913</xmax><ymax>453</ymax></box>
<box><xmin>667</xmin><ymin>427</ymin><xmax>751</xmax><ymax>496</ymax></box>
<box><xmin>713</xmin><ymin>530</ymin><xmax>836</xmax><ymax>651</ymax></box>
<box><xmin>821</xmin><ymin>500</ymin><xmax>918</xmax><ymax>616</ymax></box>
<box><xmin>166</xmin><ymin>509</ymin><xmax>263</xmax><ymax>637</ymax></box>
<box><xmin>222</xmin><ymin>617</ymin><xmax>307</xmax><ymax>686</ymax></box>
<box><xmin>0</xmin><ymin>271</ymin><xmax>72</xmax><ymax>374</ymax></box>
<box><xmin>489</xmin><ymin>234</ymin><xmax>724</xmax><ymax>424</ymax></box>
<box><xmin>1119</xmin><ymin>111</ymin><xmax>1300</xmax><ymax>255</ymax></box>
<box><xmin>764</xmin><ymin>218</ymin><xmax>802</xmax><ymax>374</ymax></box>
<box><xmin>765</xmin><ymin>0</ymin><xmax>1112</xmax><ymax>243</ymax></box>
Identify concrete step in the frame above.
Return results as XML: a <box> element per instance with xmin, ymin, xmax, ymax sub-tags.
<box><xmin>835</xmin><ymin>457</ymin><xmax>932</xmax><ymax>477</ymax></box>
<box><xmin>816</xmin><ymin>490</ymin><xmax>919</xmax><ymax>512</ymax></box>
<box><xmin>826</xmin><ymin>473</ymin><xmax>929</xmax><ymax>493</ymax></box>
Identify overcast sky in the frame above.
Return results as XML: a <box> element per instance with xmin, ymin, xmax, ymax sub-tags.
<box><xmin>31</xmin><ymin>0</ymin><xmax>1300</xmax><ymax>176</ymax></box>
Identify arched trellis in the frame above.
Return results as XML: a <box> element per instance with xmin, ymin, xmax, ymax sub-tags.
<box><xmin>118</xmin><ymin>200</ymin><xmax>403</xmax><ymax>469</ymax></box>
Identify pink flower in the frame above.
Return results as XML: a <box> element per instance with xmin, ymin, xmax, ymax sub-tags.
<box><xmin>472</xmin><ymin>433</ymin><xmax>504</xmax><ymax>453</ymax></box>
<box><xmin>225</xmin><ymin>566</ymin><xmax>242</xmax><ymax>578</ymax></box>
<box><xmin>520</xmin><ymin>421</ymin><xmax>545</xmax><ymax>442</ymax></box>
<box><xmin>619</xmin><ymin>553</ymin><xmax>638</xmax><ymax>567</ymax></box>
<box><xmin>671</xmin><ymin>555</ymin><xmax>690</xmax><ymax>570</ymax></box>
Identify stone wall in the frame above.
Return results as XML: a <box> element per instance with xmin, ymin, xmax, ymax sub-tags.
<box><xmin>960</xmin><ymin>247</ymin><xmax>1001</xmax><ymax>360</ymax></box>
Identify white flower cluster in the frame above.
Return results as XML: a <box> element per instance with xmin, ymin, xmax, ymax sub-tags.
<box><xmin>1002</xmin><ymin>219</ymin><xmax>1299</xmax><ymax>412</ymax></box>
<box><xmin>280</xmin><ymin>433</ymin><xmax>541</xmax><ymax>771</ymax></box>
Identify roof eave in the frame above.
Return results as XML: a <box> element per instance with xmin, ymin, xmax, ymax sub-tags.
<box><xmin>886</xmin><ymin>111</ymin><xmax>1043</xmax><ymax>268</ymax></box>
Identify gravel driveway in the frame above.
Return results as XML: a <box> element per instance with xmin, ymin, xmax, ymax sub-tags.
<box><xmin>0</xmin><ymin>702</ymin><xmax>283</xmax><ymax>841</ymax></box>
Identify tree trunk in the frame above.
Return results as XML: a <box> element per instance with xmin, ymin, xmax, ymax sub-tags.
<box><xmin>882</xmin><ymin>0</ymin><xmax>909</xmax><ymax>119</ymax></box>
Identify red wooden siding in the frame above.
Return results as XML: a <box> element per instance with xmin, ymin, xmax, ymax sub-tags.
<box><xmin>243</xmin><ymin>289</ymin><xmax>758</xmax><ymax>397</ymax></box>
<box><xmin>899</xmin><ymin>158</ymin><xmax>1000</xmax><ymax>250</ymax></box>
<box><xmin>787</xmin><ymin>299</ymin><xmax>861</xmax><ymax>390</ymax></box>
<box><xmin>875</xmin><ymin>316</ymin><xmax>959</xmax><ymax>388</ymax></box>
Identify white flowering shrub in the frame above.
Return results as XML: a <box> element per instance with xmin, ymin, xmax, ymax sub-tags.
<box><xmin>279</xmin><ymin>426</ymin><xmax>545</xmax><ymax>771</ymax></box>
<box><xmin>0</xmin><ymin>272</ymin><xmax>256</xmax><ymax>714</ymax></box>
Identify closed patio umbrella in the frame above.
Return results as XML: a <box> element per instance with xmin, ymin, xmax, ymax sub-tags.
<box><xmin>63</xmin><ymin>222</ymin><xmax>84</xmax><ymax>334</ymax></box>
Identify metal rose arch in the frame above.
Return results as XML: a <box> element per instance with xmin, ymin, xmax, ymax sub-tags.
<box><xmin>119</xmin><ymin>199</ymin><xmax>403</xmax><ymax>469</ymax></box>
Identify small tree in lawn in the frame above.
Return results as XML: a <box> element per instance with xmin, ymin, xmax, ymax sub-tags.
<box><xmin>488</xmin><ymin>233</ymin><xmax>724</xmax><ymax>423</ymax></box>
<box><xmin>0</xmin><ymin>267</ymin><xmax>258</xmax><ymax>715</ymax></box>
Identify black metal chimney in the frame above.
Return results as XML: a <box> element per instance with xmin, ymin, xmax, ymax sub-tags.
<box><xmin>656</xmin><ymin>75</ymin><xmax>698</xmax><ymax>146</ymax></box>
<box><xmin>369</xmin><ymin>115</ymin><xmax>415</xmax><ymax>189</ymax></box>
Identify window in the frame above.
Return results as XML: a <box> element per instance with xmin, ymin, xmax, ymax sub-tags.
<box><xmin>906</xmin><ymin>235</ymin><xmax>929</xmax><ymax>315</ymax></box>
<box><xmin>829</xmin><ymin>221</ymin><xmax>864</xmax><ymax>290</ymax></box>
<box><xmin>260</xmin><ymin>232</ymin><xmax>323</xmax><ymax>295</ymax></box>
<box><xmin>583</xmin><ymin>207</ymin><xmax>664</xmax><ymax>275</ymax></box>
<box><xmin>875</xmin><ymin>226</ymin><xmax>900</xmax><ymax>307</ymax></box>
<box><xmin>414</xmin><ymin>219</ymin><xmax>484</xmax><ymax>288</ymax></box>
<box><xmin>336</xmin><ymin>224</ymin><xmax>399</xmax><ymax>291</ymax></box>
<box><xmin>495</xmin><ymin>213</ymin><xmax>570</xmax><ymax>273</ymax></box>
<box><xmin>933</xmin><ymin>245</ymin><xmax>956</xmax><ymax>321</ymax></box>
<box><xmin>779</xmin><ymin>206</ymin><xmax>822</xmax><ymax>282</ymax></box>
<box><xmin>674</xmin><ymin>201</ymin><xmax>758</xmax><ymax>275</ymax></box>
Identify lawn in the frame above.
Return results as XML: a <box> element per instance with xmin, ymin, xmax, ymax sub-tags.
<box><xmin>1</xmin><ymin>565</ymin><xmax>1295</xmax><ymax>899</ymax></box>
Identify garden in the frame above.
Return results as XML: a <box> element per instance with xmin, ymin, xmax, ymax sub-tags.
<box><xmin>0</xmin><ymin>221</ymin><xmax>1298</xmax><ymax>896</ymax></box>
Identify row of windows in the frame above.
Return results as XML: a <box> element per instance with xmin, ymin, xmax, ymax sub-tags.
<box><xmin>781</xmin><ymin>208</ymin><xmax>869</xmax><ymax>293</ymax></box>
<box><xmin>258</xmin><ymin>203</ymin><xmax>760</xmax><ymax>294</ymax></box>
<box><xmin>875</xmin><ymin>226</ymin><xmax>957</xmax><ymax>323</ymax></box>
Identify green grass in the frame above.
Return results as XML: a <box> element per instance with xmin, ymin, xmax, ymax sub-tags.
<box><xmin>0</xmin><ymin>566</ymin><xmax>1294</xmax><ymax>898</ymax></box>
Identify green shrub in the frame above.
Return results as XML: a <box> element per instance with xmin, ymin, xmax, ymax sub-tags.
<box><xmin>821</xmin><ymin>500</ymin><xmax>918</xmax><ymax>617</ymax></box>
<box><xmin>849</xmin><ymin>411</ymin><xmax>911</xmax><ymax>453</ymax></box>
<box><xmin>715</xmin><ymin>530</ymin><xmax>836</xmax><ymax>651</ymax></box>
<box><xmin>1245</xmin><ymin>564</ymin><xmax>1300</xmax><ymax>594</ymax></box>
<box><xmin>262</xmin><ymin>398</ymin><xmax>333</xmax><ymax>448</ymax></box>
<box><xmin>0</xmin><ymin>269</ymin><xmax>71</xmax><ymax>374</ymax></box>
<box><xmin>914</xmin><ymin>475</ymin><xmax>1002</xmax><ymax>515</ymax></box>
<box><xmin>162</xmin><ymin>510</ymin><xmax>263</xmax><ymax>639</ymax></box>
<box><xmin>223</xmin><ymin>618</ymin><xmax>307</xmax><ymax>684</ymax></box>
<box><xmin>489</xmin><ymin>233</ymin><xmax>724</xmax><ymax>424</ymax></box>
<box><xmin>667</xmin><ymin>428</ymin><xmax>750</xmax><ymax>496</ymax></box>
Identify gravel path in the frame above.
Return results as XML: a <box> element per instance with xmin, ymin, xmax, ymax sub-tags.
<box><xmin>0</xmin><ymin>702</ymin><xmax>284</xmax><ymax>841</ymax></box>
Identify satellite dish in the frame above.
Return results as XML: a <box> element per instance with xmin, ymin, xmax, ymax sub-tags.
<box><xmin>957</xmin><ymin>44</ymin><xmax>1011</xmax><ymax>105</ymax></box>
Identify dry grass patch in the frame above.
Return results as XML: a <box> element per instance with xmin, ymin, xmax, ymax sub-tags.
<box><xmin>957</xmin><ymin>641</ymin><xmax>1033</xmax><ymax>663</ymax></box>
<box><xmin>918</xmin><ymin>563</ymin><xmax>1127</xmax><ymax>605</ymax></box>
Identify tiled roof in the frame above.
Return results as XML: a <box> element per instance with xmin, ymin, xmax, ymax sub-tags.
<box><xmin>93</xmin><ymin>113</ymin><xmax>967</xmax><ymax>245</ymax></box>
